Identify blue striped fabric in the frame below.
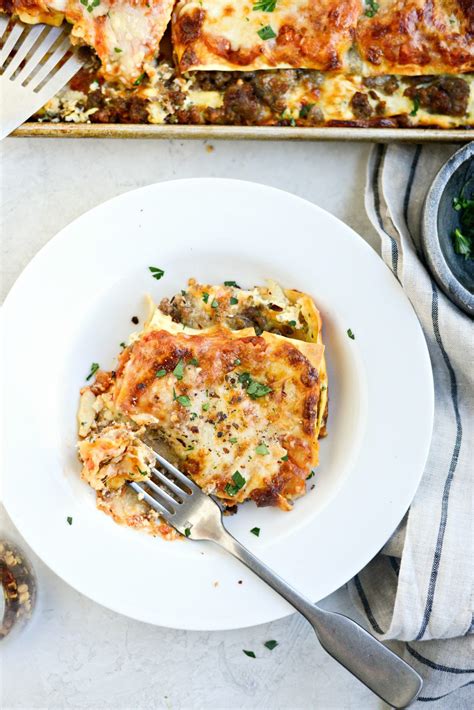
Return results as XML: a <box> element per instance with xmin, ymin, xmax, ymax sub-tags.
<box><xmin>348</xmin><ymin>144</ymin><xmax>474</xmax><ymax>706</ymax></box>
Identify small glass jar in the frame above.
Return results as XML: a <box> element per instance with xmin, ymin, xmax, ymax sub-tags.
<box><xmin>0</xmin><ymin>538</ymin><xmax>37</xmax><ymax>642</ymax></box>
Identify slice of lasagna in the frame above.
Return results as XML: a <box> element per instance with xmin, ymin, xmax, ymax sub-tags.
<box><xmin>77</xmin><ymin>280</ymin><xmax>328</xmax><ymax>537</ymax></box>
<box><xmin>0</xmin><ymin>0</ymin><xmax>175</xmax><ymax>85</ymax></box>
<box><xmin>356</xmin><ymin>0</ymin><xmax>474</xmax><ymax>76</ymax></box>
<box><xmin>172</xmin><ymin>0</ymin><xmax>361</xmax><ymax>72</ymax></box>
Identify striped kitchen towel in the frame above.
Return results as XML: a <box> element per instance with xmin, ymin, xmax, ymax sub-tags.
<box><xmin>349</xmin><ymin>144</ymin><xmax>473</xmax><ymax>706</ymax></box>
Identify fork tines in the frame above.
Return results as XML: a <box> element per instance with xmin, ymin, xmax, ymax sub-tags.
<box><xmin>0</xmin><ymin>17</ymin><xmax>83</xmax><ymax>139</ymax></box>
<box><xmin>129</xmin><ymin>453</ymin><xmax>199</xmax><ymax>521</ymax></box>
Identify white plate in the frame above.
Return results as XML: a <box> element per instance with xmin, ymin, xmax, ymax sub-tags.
<box><xmin>2</xmin><ymin>179</ymin><xmax>433</xmax><ymax>631</ymax></box>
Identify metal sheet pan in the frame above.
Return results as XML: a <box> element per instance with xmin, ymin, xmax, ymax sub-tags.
<box><xmin>12</xmin><ymin>122</ymin><xmax>473</xmax><ymax>141</ymax></box>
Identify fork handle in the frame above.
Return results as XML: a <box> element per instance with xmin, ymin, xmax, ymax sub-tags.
<box><xmin>211</xmin><ymin>528</ymin><xmax>422</xmax><ymax>709</ymax></box>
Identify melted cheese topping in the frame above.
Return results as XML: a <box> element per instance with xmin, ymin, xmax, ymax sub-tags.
<box><xmin>357</xmin><ymin>0</ymin><xmax>474</xmax><ymax>75</ymax></box>
<box><xmin>173</xmin><ymin>0</ymin><xmax>361</xmax><ymax>72</ymax></box>
<box><xmin>77</xmin><ymin>281</ymin><xmax>327</xmax><ymax>535</ymax></box>
<box><xmin>172</xmin><ymin>0</ymin><xmax>473</xmax><ymax>74</ymax></box>
<box><xmin>2</xmin><ymin>0</ymin><xmax>174</xmax><ymax>85</ymax></box>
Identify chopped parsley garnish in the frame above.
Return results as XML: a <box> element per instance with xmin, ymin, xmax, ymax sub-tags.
<box><xmin>299</xmin><ymin>103</ymin><xmax>315</xmax><ymax>119</ymax></box>
<box><xmin>306</xmin><ymin>471</ymin><xmax>315</xmax><ymax>480</ymax></box>
<box><xmin>347</xmin><ymin>328</ymin><xmax>355</xmax><ymax>340</ymax></box>
<box><xmin>250</xmin><ymin>527</ymin><xmax>260</xmax><ymax>536</ymax></box>
<box><xmin>86</xmin><ymin>362</ymin><xmax>99</xmax><ymax>381</ymax></box>
<box><xmin>234</xmin><ymin>358</ymin><xmax>241</xmax><ymax>366</ymax></box>
<box><xmin>364</xmin><ymin>0</ymin><xmax>379</xmax><ymax>17</ymax></box>
<box><xmin>280</xmin><ymin>454</ymin><xmax>289</xmax><ymax>461</ymax></box>
<box><xmin>288</xmin><ymin>320</ymin><xmax>297</xmax><ymax>327</ymax></box>
<box><xmin>181</xmin><ymin>289</ymin><xmax>187</xmax><ymax>296</ymax></box>
<box><xmin>114</xmin><ymin>47</ymin><xmax>122</xmax><ymax>53</ymax></box>
<box><xmin>134</xmin><ymin>72</ymin><xmax>146</xmax><ymax>86</ymax></box>
<box><xmin>190</xmin><ymin>412</ymin><xmax>198</xmax><ymax>420</ymax></box>
<box><xmin>211</xmin><ymin>298</ymin><xmax>219</xmax><ymax>309</ymax></box>
<box><xmin>255</xmin><ymin>443</ymin><xmax>269</xmax><ymax>455</ymax></box>
<box><xmin>253</xmin><ymin>0</ymin><xmax>276</xmax><ymax>11</ymax></box>
<box><xmin>149</xmin><ymin>266</ymin><xmax>164</xmax><ymax>280</ymax></box>
<box><xmin>229</xmin><ymin>437</ymin><xmax>238</xmax><ymax>444</ymax></box>
<box><xmin>173</xmin><ymin>359</ymin><xmax>185</xmax><ymax>380</ymax></box>
<box><xmin>80</xmin><ymin>0</ymin><xmax>99</xmax><ymax>12</ymax></box>
<box><xmin>136</xmin><ymin>466</ymin><xmax>148</xmax><ymax>476</ymax></box>
<box><xmin>238</xmin><ymin>372</ymin><xmax>273</xmax><ymax>399</ymax></box>
<box><xmin>202</xmin><ymin>402</ymin><xmax>210</xmax><ymax>411</ymax></box>
<box><xmin>189</xmin><ymin>357</ymin><xmax>199</xmax><ymax>366</ymax></box>
<box><xmin>264</xmin><ymin>640</ymin><xmax>278</xmax><ymax>650</ymax></box>
<box><xmin>173</xmin><ymin>389</ymin><xmax>191</xmax><ymax>407</ymax></box>
<box><xmin>120</xmin><ymin>342</ymin><xmax>126</xmax><ymax>348</ymax></box>
<box><xmin>224</xmin><ymin>280</ymin><xmax>241</xmax><ymax>288</ymax></box>
<box><xmin>451</xmin><ymin>180</ymin><xmax>474</xmax><ymax>259</ymax></box>
<box><xmin>410</xmin><ymin>95</ymin><xmax>420</xmax><ymax>116</ymax></box>
<box><xmin>184</xmin><ymin>528</ymin><xmax>191</xmax><ymax>537</ymax></box>
<box><xmin>257</xmin><ymin>25</ymin><xmax>276</xmax><ymax>40</ymax></box>
<box><xmin>66</xmin><ymin>516</ymin><xmax>73</xmax><ymax>525</ymax></box>
<box><xmin>230</xmin><ymin>296</ymin><xmax>239</xmax><ymax>305</ymax></box>
<box><xmin>243</xmin><ymin>650</ymin><xmax>256</xmax><ymax>658</ymax></box>
<box><xmin>156</xmin><ymin>369</ymin><xmax>167</xmax><ymax>378</ymax></box>
<box><xmin>225</xmin><ymin>470</ymin><xmax>246</xmax><ymax>496</ymax></box>
<box><xmin>202</xmin><ymin>292</ymin><xmax>210</xmax><ymax>303</ymax></box>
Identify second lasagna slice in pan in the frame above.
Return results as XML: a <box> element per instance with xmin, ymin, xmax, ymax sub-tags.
<box><xmin>172</xmin><ymin>0</ymin><xmax>361</xmax><ymax>72</ymax></box>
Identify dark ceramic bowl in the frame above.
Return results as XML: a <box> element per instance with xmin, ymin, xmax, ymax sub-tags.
<box><xmin>422</xmin><ymin>143</ymin><xmax>474</xmax><ymax>318</ymax></box>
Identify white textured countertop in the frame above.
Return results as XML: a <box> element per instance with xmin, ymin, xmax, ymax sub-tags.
<box><xmin>1</xmin><ymin>137</ymin><xmax>386</xmax><ymax>710</ymax></box>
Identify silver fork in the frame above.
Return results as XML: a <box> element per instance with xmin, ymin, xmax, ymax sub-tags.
<box><xmin>130</xmin><ymin>453</ymin><xmax>423</xmax><ymax>708</ymax></box>
<box><xmin>0</xmin><ymin>17</ymin><xmax>83</xmax><ymax>139</ymax></box>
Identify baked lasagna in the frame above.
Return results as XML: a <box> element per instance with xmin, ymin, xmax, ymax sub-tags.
<box><xmin>77</xmin><ymin>279</ymin><xmax>328</xmax><ymax>537</ymax></box>
<box><xmin>3</xmin><ymin>1</ymin><xmax>471</xmax><ymax>127</ymax></box>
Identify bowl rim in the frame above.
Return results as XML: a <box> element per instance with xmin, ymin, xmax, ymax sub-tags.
<box><xmin>422</xmin><ymin>142</ymin><xmax>474</xmax><ymax>318</ymax></box>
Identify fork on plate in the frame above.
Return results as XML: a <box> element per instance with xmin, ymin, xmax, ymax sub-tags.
<box><xmin>130</xmin><ymin>452</ymin><xmax>423</xmax><ymax>709</ymax></box>
<box><xmin>0</xmin><ymin>16</ymin><xmax>83</xmax><ymax>139</ymax></box>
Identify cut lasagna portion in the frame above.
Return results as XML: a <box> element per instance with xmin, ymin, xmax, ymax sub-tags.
<box><xmin>356</xmin><ymin>0</ymin><xmax>474</xmax><ymax>75</ymax></box>
<box><xmin>77</xmin><ymin>280</ymin><xmax>328</xmax><ymax>537</ymax></box>
<box><xmin>172</xmin><ymin>0</ymin><xmax>361</xmax><ymax>72</ymax></box>
<box><xmin>0</xmin><ymin>0</ymin><xmax>174</xmax><ymax>85</ymax></box>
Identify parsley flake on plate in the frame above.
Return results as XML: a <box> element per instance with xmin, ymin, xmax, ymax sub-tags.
<box><xmin>250</xmin><ymin>527</ymin><xmax>260</xmax><ymax>536</ymax></box>
<box><xmin>243</xmin><ymin>650</ymin><xmax>256</xmax><ymax>658</ymax></box>
<box><xmin>347</xmin><ymin>328</ymin><xmax>355</xmax><ymax>340</ymax></box>
<box><xmin>264</xmin><ymin>640</ymin><xmax>278</xmax><ymax>650</ymax></box>
<box><xmin>86</xmin><ymin>362</ymin><xmax>99</xmax><ymax>381</ymax></box>
<box><xmin>149</xmin><ymin>266</ymin><xmax>164</xmax><ymax>280</ymax></box>
<box><xmin>224</xmin><ymin>280</ymin><xmax>241</xmax><ymax>288</ymax></box>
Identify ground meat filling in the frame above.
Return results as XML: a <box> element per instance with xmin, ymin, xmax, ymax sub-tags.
<box><xmin>404</xmin><ymin>77</ymin><xmax>470</xmax><ymax>117</ymax></box>
<box><xmin>86</xmin><ymin>92</ymin><xmax>149</xmax><ymax>124</ymax></box>
<box><xmin>350</xmin><ymin>91</ymin><xmax>373</xmax><ymax>119</ymax></box>
<box><xmin>223</xmin><ymin>81</ymin><xmax>269</xmax><ymax>125</ymax></box>
<box><xmin>362</xmin><ymin>75</ymin><xmax>400</xmax><ymax>96</ymax></box>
